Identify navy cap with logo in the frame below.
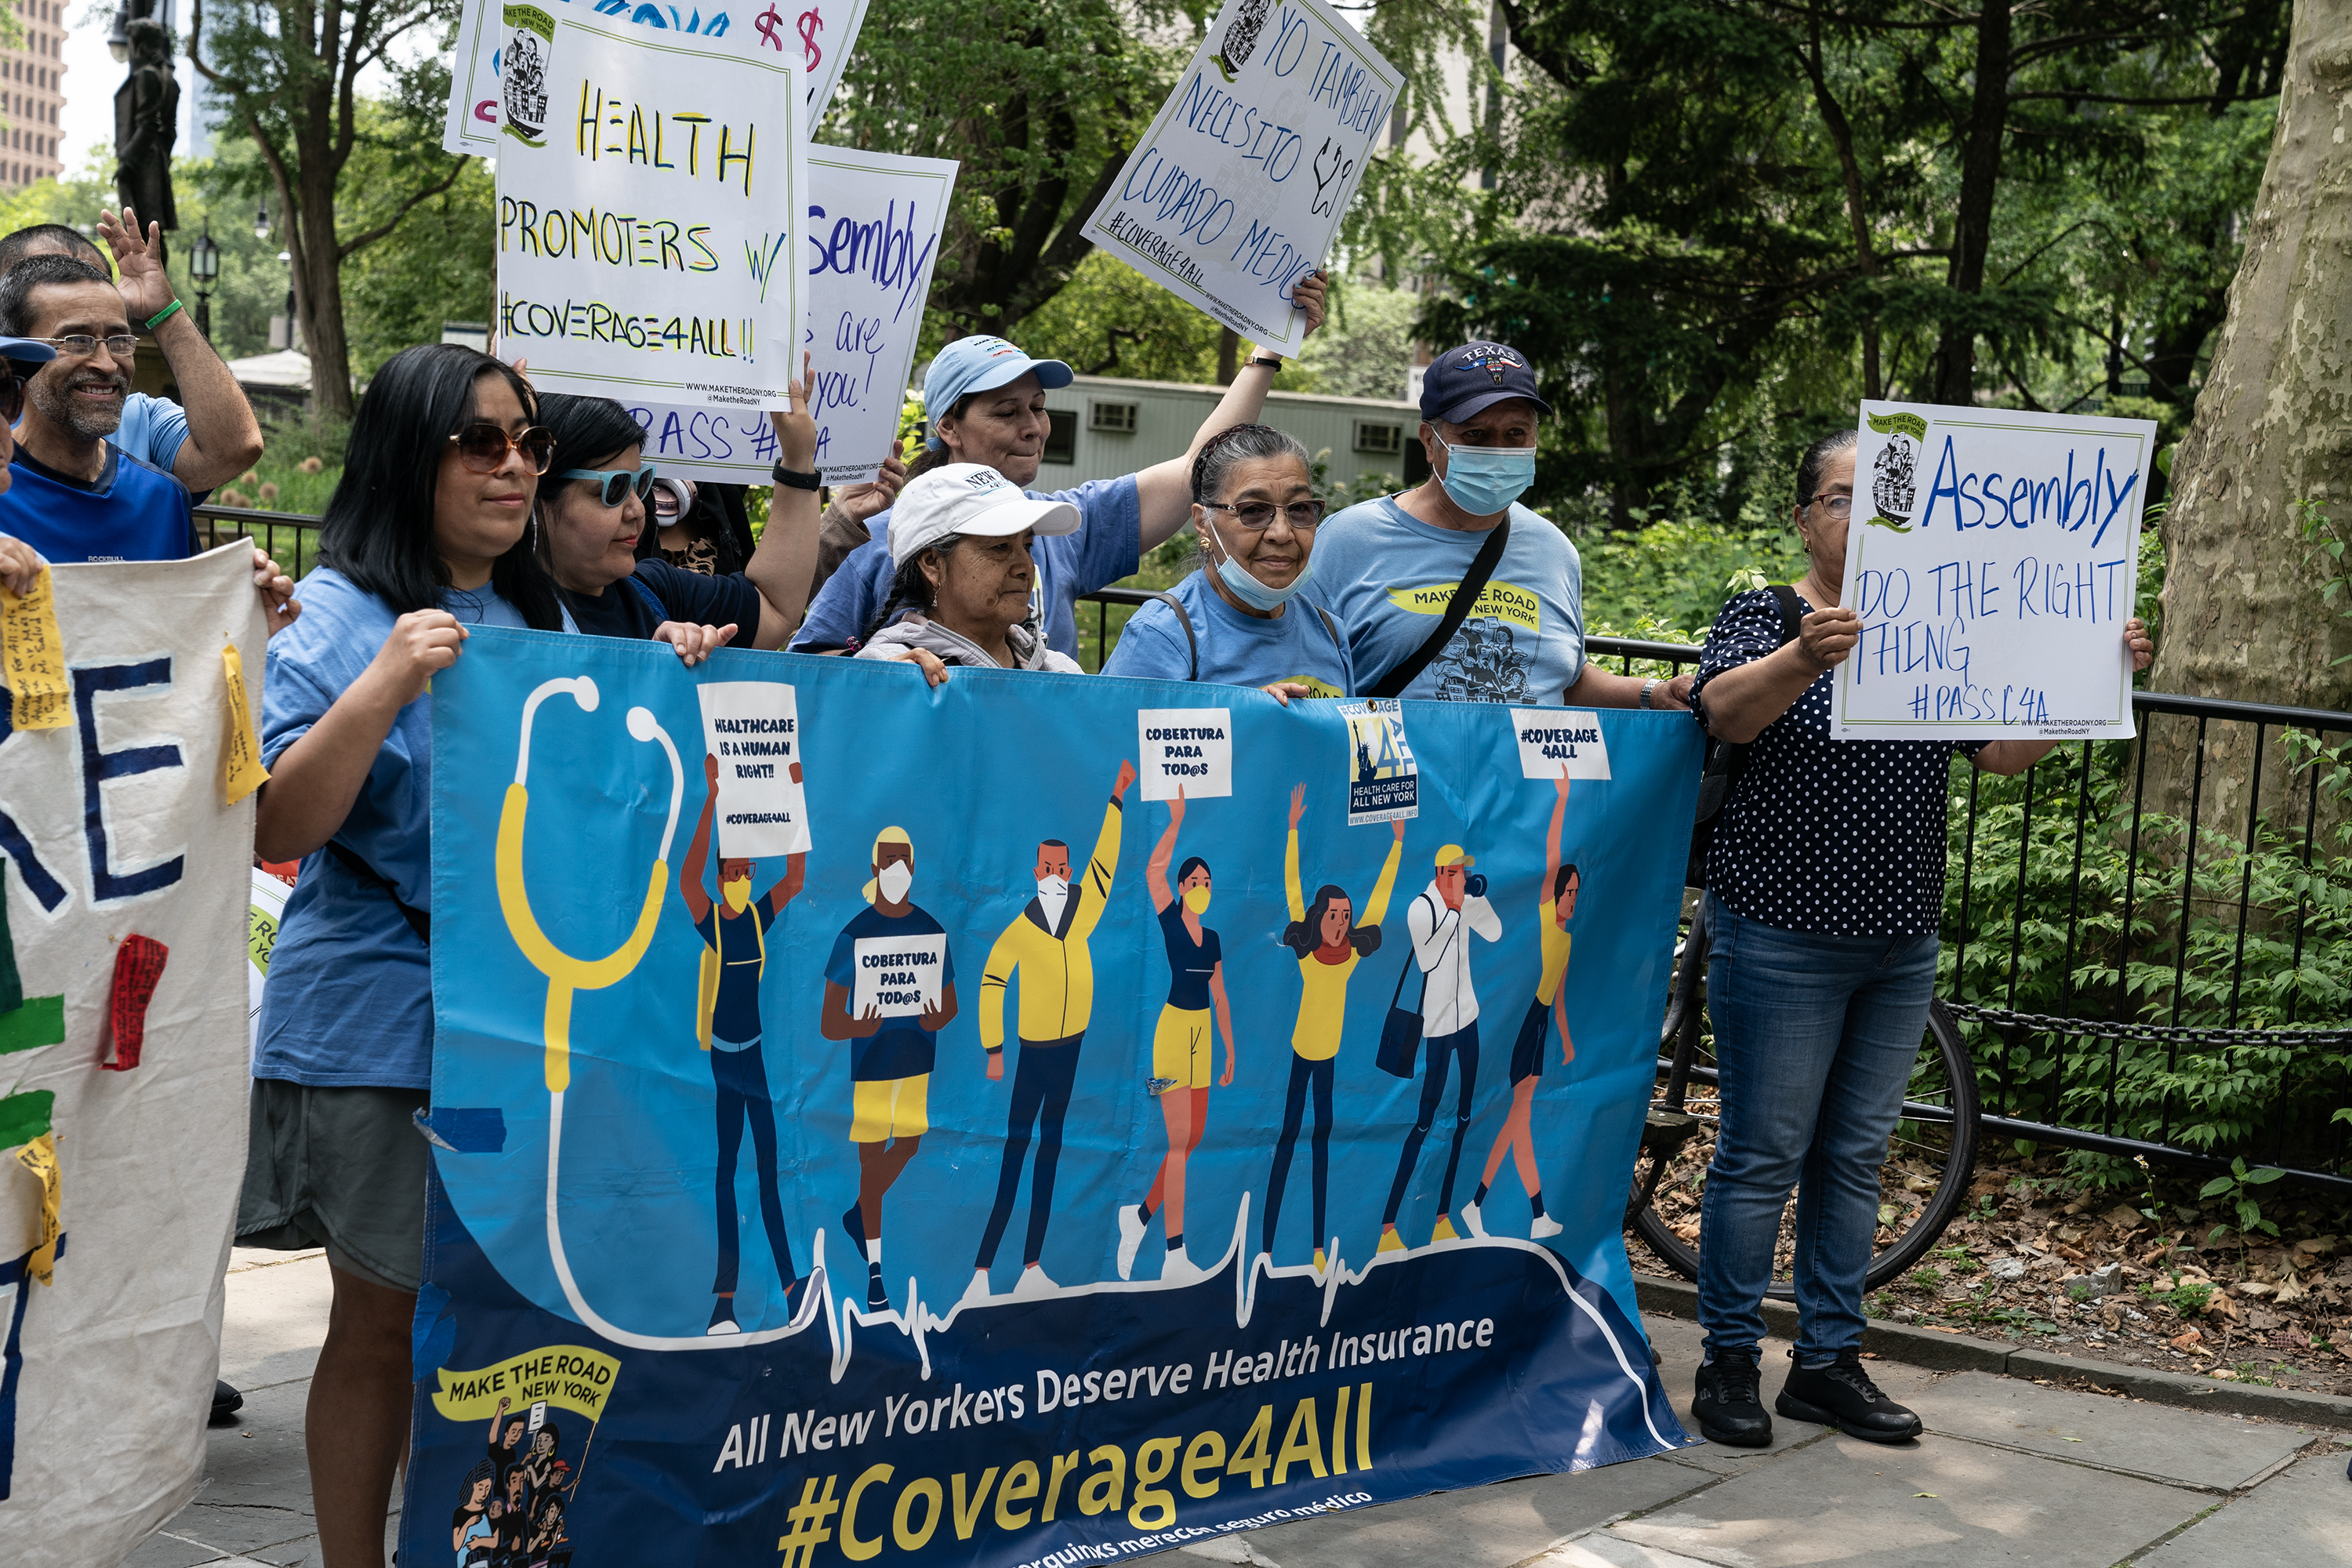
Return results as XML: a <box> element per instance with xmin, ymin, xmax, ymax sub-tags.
<box><xmin>1419</xmin><ymin>340</ymin><xmax>1552</xmax><ymax>426</ymax></box>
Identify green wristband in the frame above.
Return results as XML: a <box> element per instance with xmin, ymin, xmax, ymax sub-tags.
<box><xmin>144</xmin><ymin>299</ymin><xmax>183</xmax><ymax>332</ymax></box>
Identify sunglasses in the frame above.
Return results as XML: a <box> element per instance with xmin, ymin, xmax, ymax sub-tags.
<box><xmin>0</xmin><ymin>370</ymin><xmax>23</xmax><ymax>424</ymax></box>
<box><xmin>559</xmin><ymin>464</ymin><xmax>659</xmax><ymax>508</ymax></box>
<box><xmin>448</xmin><ymin>423</ymin><xmax>556</xmax><ymax>475</ymax></box>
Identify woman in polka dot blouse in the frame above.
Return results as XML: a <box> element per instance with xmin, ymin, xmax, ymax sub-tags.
<box><xmin>1682</xmin><ymin>428</ymin><xmax>2154</xmax><ymax>1452</ymax></box>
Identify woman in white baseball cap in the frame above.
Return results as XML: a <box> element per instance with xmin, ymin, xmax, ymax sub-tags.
<box><xmin>854</xmin><ymin>463</ymin><xmax>1085</xmax><ymax>678</ymax></box>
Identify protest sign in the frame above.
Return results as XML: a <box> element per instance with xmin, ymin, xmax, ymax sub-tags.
<box><xmin>0</xmin><ymin>544</ymin><xmax>263</xmax><ymax>1562</ymax></box>
<box><xmin>1834</xmin><ymin>401</ymin><xmax>2155</xmax><ymax>741</ymax></box>
<box><xmin>405</xmin><ymin>637</ymin><xmax>1699</xmax><ymax>1566</ymax></box>
<box><xmin>1084</xmin><ymin>0</ymin><xmax>1401</xmax><ymax>356</ymax></box>
<box><xmin>492</xmin><ymin>11</ymin><xmax>807</xmax><ymax>409</ymax></box>
<box><xmin>697</xmin><ymin>681</ymin><xmax>812</xmax><ymax>857</ymax></box>
<box><xmin>1512</xmin><ymin>710</ymin><xmax>1611</xmax><ymax>779</ymax></box>
<box><xmin>1138</xmin><ymin>706</ymin><xmax>1233</xmax><ymax>800</ymax></box>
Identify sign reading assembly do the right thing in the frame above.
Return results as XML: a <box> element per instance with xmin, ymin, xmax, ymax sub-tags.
<box><xmin>1083</xmin><ymin>0</ymin><xmax>1401</xmax><ymax>357</ymax></box>
<box><xmin>1832</xmin><ymin>401</ymin><xmax>2156</xmax><ymax>742</ymax></box>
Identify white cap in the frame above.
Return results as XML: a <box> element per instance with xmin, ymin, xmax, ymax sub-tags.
<box><xmin>888</xmin><ymin>463</ymin><xmax>1079</xmax><ymax>564</ymax></box>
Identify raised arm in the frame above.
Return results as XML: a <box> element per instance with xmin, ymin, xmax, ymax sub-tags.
<box><xmin>1284</xmin><ymin>784</ymin><xmax>1306</xmax><ymax>923</ymax></box>
<box><xmin>99</xmin><ymin>208</ymin><xmax>263</xmax><ymax>489</ymax></box>
<box><xmin>743</xmin><ymin>354</ymin><xmax>822</xmax><ymax>649</ymax></box>
<box><xmin>1544</xmin><ymin>768</ymin><xmax>1569</xmax><ymax>893</ymax></box>
<box><xmin>1073</xmin><ymin>760</ymin><xmax>1139</xmax><ymax>938</ymax></box>
<box><xmin>678</xmin><ymin>755</ymin><xmax>719</xmax><ymax>924</ymax></box>
<box><xmin>1363</xmin><ymin>825</ymin><xmax>1404</xmax><ymax>927</ymax></box>
<box><xmin>758</xmin><ymin>849</ymin><xmax>807</xmax><ymax>913</ymax></box>
<box><xmin>1145</xmin><ymin>790</ymin><xmax>1185</xmax><ymax>914</ymax></box>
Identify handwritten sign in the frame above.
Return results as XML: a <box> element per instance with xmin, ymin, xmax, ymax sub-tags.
<box><xmin>1083</xmin><ymin>0</ymin><xmax>1400</xmax><ymax>355</ymax></box>
<box><xmin>1511</xmin><ymin>709</ymin><xmax>1611</xmax><ymax>779</ymax></box>
<box><xmin>492</xmin><ymin>12</ymin><xmax>807</xmax><ymax>408</ymax></box>
<box><xmin>0</xmin><ymin>568</ymin><xmax>68</xmax><ymax>731</ymax></box>
<box><xmin>1137</xmin><ymin>707</ymin><xmax>1233</xmax><ymax>801</ymax></box>
<box><xmin>1833</xmin><ymin>401</ymin><xmax>2154</xmax><ymax>741</ymax></box>
<box><xmin>696</xmin><ymin>681</ymin><xmax>811</xmax><ymax>856</ymax></box>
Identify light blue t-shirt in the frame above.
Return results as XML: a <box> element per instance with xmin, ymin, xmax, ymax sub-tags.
<box><xmin>791</xmin><ymin>474</ymin><xmax>1142</xmax><ymax>657</ymax></box>
<box><xmin>1305</xmin><ymin>495</ymin><xmax>1585</xmax><ymax>703</ymax></box>
<box><xmin>255</xmin><ymin>569</ymin><xmax>555</xmax><ymax>1090</ymax></box>
<box><xmin>1102</xmin><ymin>568</ymin><xmax>1353</xmax><ymax>695</ymax></box>
<box><xmin>113</xmin><ymin>392</ymin><xmax>191</xmax><ymax>476</ymax></box>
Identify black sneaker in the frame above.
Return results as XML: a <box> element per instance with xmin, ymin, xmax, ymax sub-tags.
<box><xmin>1777</xmin><ymin>1350</ymin><xmax>1922</xmax><ymax>1443</ymax></box>
<box><xmin>209</xmin><ymin>1380</ymin><xmax>243</xmax><ymax>1426</ymax></box>
<box><xmin>1690</xmin><ymin>1351</ymin><xmax>1772</xmax><ymax>1447</ymax></box>
<box><xmin>865</xmin><ymin>1262</ymin><xmax>892</xmax><ymax>1315</ymax></box>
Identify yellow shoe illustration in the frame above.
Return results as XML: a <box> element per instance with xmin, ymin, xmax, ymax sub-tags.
<box><xmin>1377</xmin><ymin>1227</ymin><xmax>1404</xmax><ymax>1254</ymax></box>
<box><xmin>1432</xmin><ymin>1214</ymin><xmax>1461</xmax><ymax>1243</ymax></box>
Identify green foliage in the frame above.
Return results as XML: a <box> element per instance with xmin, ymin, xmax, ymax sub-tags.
<box><xmin>2198</xmin><ymin>1157</ymin><xmax>2287</xmax><ymax>1244</ymax></box>
<box><xmin>2140</xmin><ymin>1273</ymin><xmax>2214</xmax><ymax>1316</ymax></box>
<box><xmin>1577</xmin><ymin>519</ymin><xmax>1809</xmax><ymax>638</ymax></box>
<box><xmin>1017</xmin><ymin>252</ymin><xmax>1225</xmax><ymax>383</ymax></box>
<box><xmin>1294</xmin><ymin>281</ymin><xmax>1421</xmax><ymax>403</ymax></box>
<box><xmin>2297</xmin><ymin>499</ymin><xmax>2352</xmax><ymax>666</ymax></box>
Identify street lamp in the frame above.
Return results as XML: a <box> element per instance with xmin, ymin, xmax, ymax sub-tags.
<box><xmin>253</xmin><ymin>201</ymin><xmax>270</xmax><ymax>241</ymax></box>
<box><xmin>188</xmin><ymin>223</ymin><xmax>220</xmax><ymax>340</ymax></box>
<box><xmin>107</xmin><ymin>1</ymin><xmax>131</xmax><ymax>62</ymax></box>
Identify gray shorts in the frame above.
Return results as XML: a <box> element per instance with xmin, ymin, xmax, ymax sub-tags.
<box><xmin>238</xmin><ymin>1079</ymin><xmax>430</xmax><ymax>1294</ymax></box>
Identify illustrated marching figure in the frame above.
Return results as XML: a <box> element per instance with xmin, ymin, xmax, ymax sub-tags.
<box><xmin>1464</xmin><ymin>768</ymin><xmax>1575</xmax><ymax>1242</ymax></box>
<box><xmin>1261</xmin><ymin>784</ymin><xmax>1403</xmax><ymax>1276</ymax></box>
<box><xmin>1116</xmin><ymin>789</ymin><xmax>1236</xmax><ymax>1285</ymax></box>
<box><xmin>1378</xmin><ymin>842</ymin><xmax>1501</xmax><ymax>1252</ymax></box>
<box><xmin>966</xmin><ymin>759</ymin><xmax>1139</xmax><ymax>1306</ymax></box>
<box><xmin>821</xmin><ymin>826</ymin><xmax>958</xmax><ymax>1315</ymax></box>
<box><xmin>680</xmin><ymin>753</ymin><xmax>809</xmax><ymax>1334</ymax></box>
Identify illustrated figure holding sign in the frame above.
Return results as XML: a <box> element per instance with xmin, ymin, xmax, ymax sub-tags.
<box><xmin>1464</xmin><ymin>768</ymin><xmax>1574</xmax><ymax>1243</ymax></box>
<box><xmin>821</xmin><ymin>827</ymin><xmax>957</xmax><ymax>1314</ymax></box>
<box><xmin>1378</xmin><ymin>842</ymin><xmax>1501</xmax><ymax>1253</ymax></box>
<box><xmin>966</xmin><ymin>757</ymin><xmax>1138</xmax><ymax>1307</ymax></box>
<box><xmin>680</xmin><ymin>753</ymin><xmax>810</xmax><ymax>1335</ymax></box>
<box><xmin>1116</xmin><ymin>790</ymin><xmax>1235</xmax><ymax>1287</ymax></box>
<box><xmin>1261</xmin><ymin>783</ymin><xmax>1403</xmax><ymax>1276</ymax></box>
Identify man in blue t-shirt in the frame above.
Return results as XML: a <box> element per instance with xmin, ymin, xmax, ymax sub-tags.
<box><xmin>677</xmin><ymin>753</ymin><xmax>811</xmax><ymax>1335</ymax></box>
<box><xmin>1306</xmin><ymin>340</ymin><xmax>1694</xmax><ymax>712</ymax></box>
<box><xmin>820</xmin><ymin>826</ymin><xmax>957</xmax><ymax>1317</ymax></box>
<box><xmin>792</xmin><ymin>274</ymin><xmax>1329</xmax><ymax>659</ymax></box>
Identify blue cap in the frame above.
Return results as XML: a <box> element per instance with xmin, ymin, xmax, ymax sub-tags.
<box><xmin>923</xmin><ymin>336</ymin><xmax>1073</xmax><ymax>450</ymax></box>
<box><xmin>1420</xmin><ymin>340</ymin><xmax>1550</xmax><ymax>426</ymax></box>
<box><xmin>0</xmin><ymin>336</ymin><xmax>56</xmax><ymax>368</ymax></box>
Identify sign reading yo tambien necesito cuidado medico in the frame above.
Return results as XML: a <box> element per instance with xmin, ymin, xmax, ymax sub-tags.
<box><xmin>1833</xmin><ymin>401</ymin><xmax>2154</xmax><ymax>741</ymax></box>
<box><xmin>1084</xmin><ymin>0</ymin><xmax>1402</xmax><ymax>356</ymax></box>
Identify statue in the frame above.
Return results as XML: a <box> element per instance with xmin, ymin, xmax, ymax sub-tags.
<box><xmin>113</xmin><ymin>17</ymin><xmax>179</xmax><ymax>261</ymax></box>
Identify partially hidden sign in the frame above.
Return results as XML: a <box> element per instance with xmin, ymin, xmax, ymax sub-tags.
<box><xmin>1084</xmin><ymin>0</ymin><xmax>1401</xmax><ymax>356</ymax></box>
<box><xmin>1835</xmin><ymin>401</ymin><xmax>2154</xmax><ymax>740</ymax></box>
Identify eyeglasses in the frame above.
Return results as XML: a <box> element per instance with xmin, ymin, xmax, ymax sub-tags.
<box><xmin>559</xmin><ymin>464</ymin><xmax>658</xmax><ymax>507</ymax></box>
<box><xmin>35</xmin><ymin>333</ymin><xmax>138</xmax><ymax>360</ymax></box>
<box><xmin>1805</xmin><ymin>494</ymin><xmax>1854</xmax><ymax>520</ymax></box>
<box><xmin>448</xmin><ymin>423</ymin><xmax>556</xmax><ymax>475</ymax></box>
<box><xmin>0</xmin><ymin>372</ymin><xmax>24</xmax><ymax>423</ymax></box>
<box><xmin>1200</xmin><ymin>499</ymin><xmax>1324</xmax><ymax>532</ymax></box>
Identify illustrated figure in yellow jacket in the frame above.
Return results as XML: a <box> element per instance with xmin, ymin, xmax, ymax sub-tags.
<box><xmin>963</xmin><ymin>757</ymin><xmax>1138</xmax><ymax>1305</ymax></box>
<box><xmin>1259</xmin><ymin>782</ymin><xmax>1403</xmax><ymax>1276</ymax></box>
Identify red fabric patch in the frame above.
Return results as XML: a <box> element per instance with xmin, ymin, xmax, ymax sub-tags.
<box><xmin>100</xmin><ymin>935</ymin><xmax>168</xmax><ymax>1071</ymax></box>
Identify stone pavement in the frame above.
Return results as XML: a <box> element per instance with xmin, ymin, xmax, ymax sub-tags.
<box><xmin>136</xmin><ymin>1255</ymin><xmax>2352</xmax><ymax>1567</ymax></box>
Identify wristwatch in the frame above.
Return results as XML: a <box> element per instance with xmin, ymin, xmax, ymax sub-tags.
<box><xmin>1639</xmin><ymin>677</ymin><xmax>1658</xmax><ymax>710</ymax></box>
<box><xmin>771</xmin><ymin>462</ymin><xmax>822</xmax><ymax>491</ymax></box>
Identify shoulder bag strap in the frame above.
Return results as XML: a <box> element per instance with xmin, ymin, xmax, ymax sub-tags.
<box><xmin>625</xmin><ymin>572</ymin><xmax>668</xmax><ymax>623</ymax></box>
<box><xmin>1148</xmin><ymin>591</ymin><xmax>1198</xmax><ymax>681</ymax></box>
<box><xmin>1365</xmin><ymin>516</ymin><xmax>1511</xmax><ymax>700</ymax></box>
<box><xmin>1769</xmin><ymin>582</ymin><xmax>1803</xmax><ymax>648</ymax></box>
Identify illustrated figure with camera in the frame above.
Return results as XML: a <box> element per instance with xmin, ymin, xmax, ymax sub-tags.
<box><xmin>1376</xmin><ymin>841</ymin><xmax>1502</xmax><ymax>1254</ymax></box>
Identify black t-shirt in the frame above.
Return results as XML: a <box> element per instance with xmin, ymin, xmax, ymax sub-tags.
<box><xmin>561</xmin><ymin>560</ymin><xmax>764</xmax><ymax>642</ymax></box>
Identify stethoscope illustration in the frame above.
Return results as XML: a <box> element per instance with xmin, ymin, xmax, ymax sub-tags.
<box><xmin>496</xmin><ymin>675</ymin><xmax>827</xmax><ymax>1351</ymax></box>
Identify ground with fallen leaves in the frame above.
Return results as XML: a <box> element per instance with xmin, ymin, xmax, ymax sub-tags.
<box><xmin>1628</xmin><ymin>1157</ymin><xmax>2352</xmax><ymax>1396</ymax></box>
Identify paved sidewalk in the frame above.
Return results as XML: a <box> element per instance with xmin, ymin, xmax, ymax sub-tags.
<box><xmin>138</xmin><ymin>1255</ymin><xmax>2352</xmax><ymax>1567</ymax></box>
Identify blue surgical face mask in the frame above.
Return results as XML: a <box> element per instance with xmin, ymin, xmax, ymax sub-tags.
<box><xmin>1436</xmin><ymin>437</ymin><xmax>1538</xmax><ymax>517</ymax></box>
<box><xmin>1206</xmin><ymin>512</ymin><xmax>1312</xmax><ymax>612</ymax></box>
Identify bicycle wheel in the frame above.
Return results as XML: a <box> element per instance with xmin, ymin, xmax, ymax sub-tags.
<box><xmin>1632</xmin><ymin>999</ymin><xmax>1978</xmax><ymax>1299</ymax></box>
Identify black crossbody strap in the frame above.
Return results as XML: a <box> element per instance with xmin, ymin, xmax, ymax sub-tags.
<box><xmin>1367</xmin><ymin>517</ymin><xmax>1511</xmax><ymax>700</ymax></box>
<box><xmin>1149</xmin><ymin>592</ymin><xmax>1198</xmax><ymax>681</ymax></box>
<box><xmin>1769</xmin><ymin>582</ymin><xmax>1802</xmax><ymax>646</ymax></box>
<box><xmin>1386</xmin><ymin>892</ymin><xmax>1438</xmax><ymax>1009</ymax></box>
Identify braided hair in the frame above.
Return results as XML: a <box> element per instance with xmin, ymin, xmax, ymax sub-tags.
<box><xmin>859</xmin><ymin>532</ymin><xmax>968</xmax><ymax>647</ymax></box>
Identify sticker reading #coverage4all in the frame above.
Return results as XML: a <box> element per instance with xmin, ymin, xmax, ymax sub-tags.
<box><xmin>696</xmin><ymin>682</ymin><xmax>811</xmax><ymax>857</ymax></box>
<box><xmin>1137</xmin><ymin>708</ymin><xmax>1232</xmax><ymax>800</ymax></box>
<box><xmin>1338</xmin><ymin>699</ymin><xmax>1417</xmax><ymax>825</ymax></box>
<box><xmin>1512</xmin><ymin>709</ymin><xmax>1612</xmax><ymax>779</ymax></box>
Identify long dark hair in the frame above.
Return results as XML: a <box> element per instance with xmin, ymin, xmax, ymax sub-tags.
<box><xmin>318</xmin><ymin>344</ymin><xmax>563</xmax><ymax>630</ymax></box>
<box><xmin>1282</xmin><ymin>882</ymin><xmax>1384</xmax><ymax>958</ymax></box>
<box><xmin>533</xmin><ymin>394</ymin><xmax>644</xmax><ymax>510</ymax></box>
<box><xmin>860</xmin><ymin>533</ymin><xmax>967</xmax><ymax>646</ymax></box>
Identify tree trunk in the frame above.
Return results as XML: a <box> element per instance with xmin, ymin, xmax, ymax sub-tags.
<box><xmin>1934</xmin><ymin>0</ymin><xmax>2010</xmax><ymax>407</ymax></box>
<box><xmin>2142</xmin><ymin>0</ymin><xmax>2352</xmax><ymax>839</ymax></box>
<box><xmin>296</xmin><ymin>154</ymin><xmax>354</xmax><ymax>416</ymax></box>
<box><xmin>1216</xmin><ymin>326</ymin><xmax>1239</xmax><ymax>385</ymax></box>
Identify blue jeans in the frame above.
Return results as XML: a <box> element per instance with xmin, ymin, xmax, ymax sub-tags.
<box><xmin>1697</xmin><ymin>895</ymin><xmax>1938</xmax><ymax>1362</ymax></box>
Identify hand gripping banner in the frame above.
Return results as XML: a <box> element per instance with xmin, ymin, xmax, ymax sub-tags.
<box><xmin>410</xmin><ymin>632</ymin><xmax>1700</xmax><ymax>1567</ymax></box>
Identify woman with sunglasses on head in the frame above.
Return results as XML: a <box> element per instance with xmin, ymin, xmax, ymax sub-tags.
<box><xmin>240</xmin><ymin>343</ymin><xmax>568</xmax><ymax>1568</ymax></box>
<box><xmin>1100</xmin><ymin>423</ymin><xmax>1350</xmax><ymax>702</ymax></box>
<box><xmin>532</xmin><ymin>361</ymin><xmax>822</xmax><ymax>661</ymax></box>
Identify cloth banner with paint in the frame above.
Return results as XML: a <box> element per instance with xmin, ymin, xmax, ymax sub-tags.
<box><xmin>1834</xmin><ymin>401</ymin><xmax>2155</xmax><ymax>740</ymax></box>
<box><xmin>0</xmin><ymin>543</ymin><xmax>264</xmax><ymax>1560</ymax></box>
<box><xmin>1083</xmin><ymin>0</ymin><xmax>1401</xmax><ymax>356</ymax></box>
<box><xmin>407</xmin><ymin>633</ymin><xmax>1698</xmax><ymax>1565</ymax></box>
<box><xmin>625</xmin><ymin>146</ymin><xmax>956</xmax><ymax>486</ymax></box>
<box><xmin>492</xmin><ymin>6</ymin><xmax>808</xmax><ymax>409</ymax></box>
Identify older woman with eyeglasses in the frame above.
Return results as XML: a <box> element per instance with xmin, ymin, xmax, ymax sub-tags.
<box><xmin>1683</xmin><ymin>428</ymin><xmax>2153</xmax><ymax>1454</ymax></box>
<box><xmin>1100</xmin><ymin>423</ymin><xmax>1351</xmax><ymax>701</ymax></box>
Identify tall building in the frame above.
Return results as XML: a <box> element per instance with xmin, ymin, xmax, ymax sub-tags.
<box><xmin>1</xmin><ymin>0</ymin><xmax>66</xmax><ymax>189</ymax></box>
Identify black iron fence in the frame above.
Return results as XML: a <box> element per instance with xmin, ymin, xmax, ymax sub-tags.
<box><xmin>196</xmin><ymin>503</ymin><xmax>330</xmax><ymax>582</ymax></box>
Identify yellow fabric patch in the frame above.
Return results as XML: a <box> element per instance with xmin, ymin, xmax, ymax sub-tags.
<box><xmin>221</xmin><ymin>643</ymin><xmax>270</xmax><ymax>805</ymax></box>
<box><xmin>1</xmin><ymin>568</ymin><xmax>70</xmax><ymax>731</ymax></box>
<box><xmin>17</xmin><ymin>1131</ymin><xmax>60</xmax><ymax>1286</ymax></box>
<box><xmin>1383</xmin><ymin>579</ymin><xmax>1541</xmax><ymax>633</ymax></box>
<box><xmin>850</xmin><ymin>1073</ymin><xmax>930</xmax><ymax>1142</ymax></box>
<box><xmin>430</xmin><ymin>1343</ymin><xmax>624</xmax><ymax>1421</ymax></box>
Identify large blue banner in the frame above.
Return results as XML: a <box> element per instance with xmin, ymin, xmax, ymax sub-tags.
<box><xmin>407</xmin><ymin>631</ymin><xmax>1700</xmax><ymax>1568</ymax></box>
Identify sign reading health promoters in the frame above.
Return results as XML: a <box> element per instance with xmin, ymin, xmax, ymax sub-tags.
<box><xmin>493</xmin><ymin>10</ymin><xmax>807</xmax><ymax>410</ymax></box>
<box><xmin>1083</xmin><ymin>0</ymin><xmax>1401</xmax><ymax>356</ymax></box>
<box><xmin>1833</xmin><ymin>401</ymin><xmax>2156</xmax><ymax>742</ymax></box>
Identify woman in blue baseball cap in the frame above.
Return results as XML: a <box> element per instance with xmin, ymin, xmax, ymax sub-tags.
<box><xmin>791</xmin><ymin>272</ymin><xmax>1329</xmax><ymax>661</ymax></box>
